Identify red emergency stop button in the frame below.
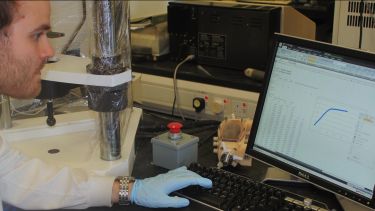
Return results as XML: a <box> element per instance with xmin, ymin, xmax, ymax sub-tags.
<box><xmin>167</xmin><ymin>122</ymin><xmax>183</xmax><ymax>133</ymax></box>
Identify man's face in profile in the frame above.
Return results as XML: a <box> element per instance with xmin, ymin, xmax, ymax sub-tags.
<box><xmin>0</xmin><ymin>1</ymin><xmax>54</xmax><ymax>99</ymax></box>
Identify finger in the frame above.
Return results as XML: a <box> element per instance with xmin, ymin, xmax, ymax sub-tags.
<box><xmin>176</xmin><ymin>170</ymin><xmax>213</xmax><ymax>188</ymax></box>
<box><xmin>160</xmin><ymin>196</ymin><xmax>190</xmax><ymax>208</ymax></box>
<box><xmin>165</xmin><ymin>176</ymin><xmax>212</xmax><ymax>193</ymax></box>
<box><xmin>195</xmin><ymin>177</ymin><xmax>212</xmax><ymax>188</ymax></box>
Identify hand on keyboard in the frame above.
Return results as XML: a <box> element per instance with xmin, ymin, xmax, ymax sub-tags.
<box><xmin>174</xmin><ymin>163</ymin><xmax>329</xmax><ymax>211</ymax></box>
<box><xmin>130</xmin><ymin>166</ymin><xmax>212</xmax><ymax>208</ymax></box>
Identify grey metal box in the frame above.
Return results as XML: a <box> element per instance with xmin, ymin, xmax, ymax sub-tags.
<box><xmin>151</xmin><ymin>132</ymin><xmax>198</xmax><ymax>169</ymax></box>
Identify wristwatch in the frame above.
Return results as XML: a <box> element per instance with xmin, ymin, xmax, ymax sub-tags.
<box><xmin>116</xmin><ymin>176</ymin><xmax>135</xmax><ymax>205</ymax></box>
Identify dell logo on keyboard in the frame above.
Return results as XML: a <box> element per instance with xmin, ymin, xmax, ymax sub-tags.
<box><xmin>298</xmin><ymin>171</ymin><xmax>310</xmax><ymax>180</ymax></box>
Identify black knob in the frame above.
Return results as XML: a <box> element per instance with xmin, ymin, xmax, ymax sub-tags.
<box><xmin>47</xmin><ymin>117</ymin><xmax>56</xmax><ymax>126</ymax></box>
<box><xmin>192</xmin><ymin>97</ymin><xmax>205</xmax><ymax>113</ymax></box>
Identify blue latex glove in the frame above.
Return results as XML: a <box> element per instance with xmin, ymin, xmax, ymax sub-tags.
<box><xmin>130</xmin><ymin>166</ymin><xmax>212</xmax><ymax>208</ymax></box>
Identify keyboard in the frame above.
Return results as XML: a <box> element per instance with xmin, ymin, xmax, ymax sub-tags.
<box><xmin>175</xmin><ymin>163</ymin><xmax>330</xmax><ymax>211</ymax></box>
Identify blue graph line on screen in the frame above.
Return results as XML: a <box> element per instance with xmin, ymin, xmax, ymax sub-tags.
<box><xmin>314</xmin><ymin>108</ymin><xmax>349</xmax><ymax>126</ymax></box>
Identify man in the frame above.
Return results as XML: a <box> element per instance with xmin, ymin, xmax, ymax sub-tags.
<box><xmin>0</xmin><ymin>1</ymin><xmax>212</xmax><ymax>210</ymax></box>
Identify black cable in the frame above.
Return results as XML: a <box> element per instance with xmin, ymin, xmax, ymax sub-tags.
<box><xmin>171</xmin><ymin>95</ymin><xmax>177</xmax><ymax>117</ymax></box>
<box><xmin>170</xmin><ymin>55</ymin><xmax>195</xmax><ymax>119</ymax></box>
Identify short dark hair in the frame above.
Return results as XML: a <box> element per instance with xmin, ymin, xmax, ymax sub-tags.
<box><xmin>0</xmin><ymin>1</ymin><xmax>17</xmax><ymax>32</ymax></box>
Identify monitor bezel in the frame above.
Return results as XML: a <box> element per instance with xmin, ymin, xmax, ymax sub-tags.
<box><xmin>246</xmin><ymin>33</ymin><xmax>375</xmax><ymax>209</ymax></box>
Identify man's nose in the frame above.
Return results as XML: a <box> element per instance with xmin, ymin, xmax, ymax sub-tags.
<box><xmin>40</xmin><ymin>37</ymin><xmax>55</xmax><ymax>60</ymax></box>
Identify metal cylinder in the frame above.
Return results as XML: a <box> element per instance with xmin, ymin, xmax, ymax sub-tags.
<box><xmin>92</xmin><ymin>0</ymin><xmax>131</xmax><ymax>63</ymax></box>
<box><xmin>88</xmin><ymin>0</ymin><xmax>131</xmax><ymax>161</ymax></box>
<box><xmin>93</xmin><ymin>1</ymin><xmax>116</xmax><ymax>58</ymax></box>
<box><xmin>99</xmin><ymin>112</ymin><xmax>121</xmax><ymax>160</ymax></box>
<box><xmin>0</xmin><ymin>95</ymin><xmax>12</xmax><ymax>129</ymax></box>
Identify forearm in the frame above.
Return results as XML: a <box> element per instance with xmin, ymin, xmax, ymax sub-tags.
<box><xmin>1</xmin><ymin>159</ymin><xmax>114</xmax><ymax>209</ymax></box>
<box><xmin>0</xmin><ymin>139</ymin><xmax>114</xmax><ymax>209</ymax></box>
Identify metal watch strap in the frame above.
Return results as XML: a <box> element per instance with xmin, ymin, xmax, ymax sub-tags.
<box><xmin>116</xmin><ymin>176</ymin><xmax>135</xmax><ymax>206</ymax></box>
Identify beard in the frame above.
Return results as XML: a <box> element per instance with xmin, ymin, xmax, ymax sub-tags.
<box><xmin>0</xmin><ymin>37</ymin><xmax>45</xmax><ymax>99</ymax></box>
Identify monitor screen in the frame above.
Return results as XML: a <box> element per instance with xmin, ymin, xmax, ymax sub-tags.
<box><xmin>247</xmin><ymin>33</ymin><xmax>375</xmax><ymax>209</ymax></box>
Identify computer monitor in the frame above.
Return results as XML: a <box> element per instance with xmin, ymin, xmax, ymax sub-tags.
<box><xmin>247</xmin><ymin>33</ymin><xmax>375</xmax><ymax>209</ymax></box>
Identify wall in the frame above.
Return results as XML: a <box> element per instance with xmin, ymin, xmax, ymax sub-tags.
<box><xmin>130</xmin><ymin>1</ymin><xmax>168</xmax><ymax>20</ymax></box>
